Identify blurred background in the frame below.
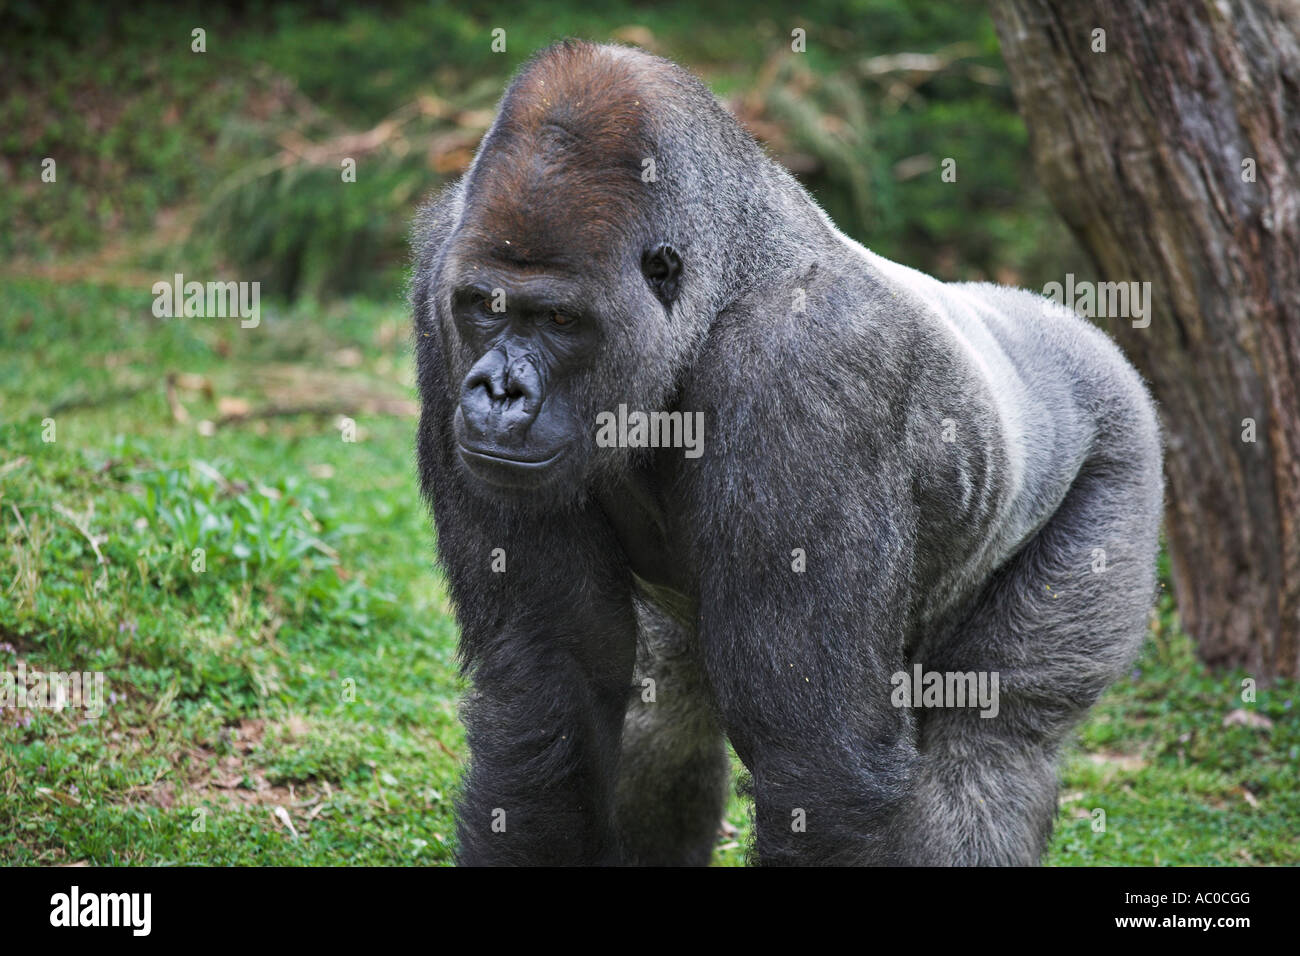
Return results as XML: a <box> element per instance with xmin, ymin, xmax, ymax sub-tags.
<box><xmin>1</xmin><ymin>0</ymin><xmax>1294</xmax><ymax>866</ymax></box>
<box><xmin>3</xmin><ymin>0</ymin><xmax>1085</xmax><ymax>297</ymax></box>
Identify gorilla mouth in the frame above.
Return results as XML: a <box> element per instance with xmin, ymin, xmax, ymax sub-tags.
<box><xmin>457</xmin><ymin>443</ymin><xmax>564</xmax><ymax>470</ymax></box>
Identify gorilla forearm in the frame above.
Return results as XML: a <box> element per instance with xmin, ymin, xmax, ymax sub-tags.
<box><xmin>680</xmin><ymin>418</ymin><xmax>924</xmax><ymax>863</ymax></box>
<box><xmin>455</xmin><ymin>637</ymin><xmax>633</xmax><ymax>865</ymax></box>
<box><xmin>436</xmin><ymin>498</ymin><xmax>639</xmax><ymax>866</ymax></box>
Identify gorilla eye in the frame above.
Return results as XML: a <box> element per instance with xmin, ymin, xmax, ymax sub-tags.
<box><xmin>549</xmin><ymin>311</ymin><xmax>574</xmax><ymax>327</ymax></box>
<box><xmin>463</xmin><ymin>290</ymin><xmax>493</xmax><ymax>314</ymax></box>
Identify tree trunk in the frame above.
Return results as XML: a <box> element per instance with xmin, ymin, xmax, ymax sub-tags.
<box><xmin>987</xmin><ymin>0</ymin><xmax>1300</xmax><ymax>680</ymax></box>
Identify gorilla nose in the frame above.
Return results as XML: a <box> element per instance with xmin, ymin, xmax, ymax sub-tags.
<box><xmin>460</xmin><ymin>350</ymin><xmax>543</xmax><ymax>440</ymax></box>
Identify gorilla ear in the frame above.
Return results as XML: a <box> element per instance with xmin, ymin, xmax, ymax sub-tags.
<box><xmin>641</xmin><ymin>243</ymin><xmax>682</xmax><ymax>307</ymax></box>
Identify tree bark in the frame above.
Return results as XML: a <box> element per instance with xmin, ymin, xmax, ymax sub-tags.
<box><xmin>987</xmin><ymin>0</ymin><xmax>1300</xmax><ymax>680</ymax></box>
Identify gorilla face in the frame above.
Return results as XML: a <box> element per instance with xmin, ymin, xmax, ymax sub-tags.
<box><xmin>440</xmin><ymin>241</ymin><xmax>684</xmax><ymax>502</ymax></box>
<box><xmin>448</xmin><ymin>272</ymin><xmax>598</xmax><ymax>490</ymax></box>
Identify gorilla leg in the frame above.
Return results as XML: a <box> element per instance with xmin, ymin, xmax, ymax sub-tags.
<box><xmin>905</xmin><ymin>451</ymin><xmax>1161</xmax><ymax>865</ymax></box>
<box><xmin>614</xmin><ymin>595</ymin><xmax>730</xmax><ymax>866</ymax></box>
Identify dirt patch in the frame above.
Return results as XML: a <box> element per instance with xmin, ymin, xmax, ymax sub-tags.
<box><xmin>127</xmin><ymin>717</ymin><xmax>333</xmax><ymax>817</ymax></box>
<box><xmin>255</xmin><ymin>364</ymin><xmax>418</xmax><ymax>417</ymax></box>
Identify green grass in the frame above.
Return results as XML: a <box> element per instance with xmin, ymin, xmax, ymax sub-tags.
<box><xmin>1</xmin><ymin>277</ymin><xmax>1296</xmax><ymax>866</ymax></box>
<box><xmin>1048</xmin><ymin>588</ymin><xmax>1300</xmax><ymax>865</ymax></box>
<box><xmin>0</xmin><ymin>278</ymin><xmax>466</xmax><ymax>864</ymax></box>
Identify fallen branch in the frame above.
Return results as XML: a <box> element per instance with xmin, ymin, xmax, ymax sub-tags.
<box><xmin>213</xmin><ymin>398</ymin><xmax>417</xmax><ymax>428</ymax></box>
<box><xmin>49</xmin><ymin>385</ymin><xmax>149</xmax><ymax>416</ymax></box>
<box><xmin>214</xmin><ymin>403</ymin><xmax>355</xmax><ymax>428</ymax></box>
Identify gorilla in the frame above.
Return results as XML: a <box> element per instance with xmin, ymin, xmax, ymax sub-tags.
<box><xmin>410</xmin><ymin>40</ymin><xmax>1163</xmax><ymax>866</ymax></box>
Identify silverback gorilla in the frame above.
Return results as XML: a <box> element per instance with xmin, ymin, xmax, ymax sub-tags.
<box><xmin>411</xmin><ymin>41</ymin><xmax>1163</xmax><ymax>866</ymax></box>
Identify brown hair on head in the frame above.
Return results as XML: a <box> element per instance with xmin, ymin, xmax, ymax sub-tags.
<box><xmin>458</xmin><ymin>41</ymin><xmax>658</xmax><ymax>269</ymax></box>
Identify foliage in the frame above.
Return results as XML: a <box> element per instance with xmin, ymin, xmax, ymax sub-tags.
<box><xmin>2</xmin><ymin>0</ymin><xmax>1085</xmax><ymax>298</ymax></box>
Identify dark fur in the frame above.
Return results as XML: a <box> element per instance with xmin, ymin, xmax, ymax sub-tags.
<box><xmin>411</xmin><ymin>41</ymin><xmax>1163</xmax><ymax>866</ymax></box>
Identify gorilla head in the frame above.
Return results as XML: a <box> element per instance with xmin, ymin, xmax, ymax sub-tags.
<box><xmin>435</xmin><ymin>46</ymin><xmax>674</xmax><ymax>497</ymax></box>
<box><xmin>420</xmin><ymin>42</ymin><xmax>777</xmax><ymax>504</ymax></box>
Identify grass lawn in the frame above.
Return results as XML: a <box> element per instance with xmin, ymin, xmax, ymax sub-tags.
<box><xmin>1</xmin><ymin>277</ymin><xmax>1295</xmax><ymax>866</ymax></box>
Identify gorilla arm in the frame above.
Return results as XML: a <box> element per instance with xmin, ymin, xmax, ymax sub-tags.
<box><xmin>675</xmin><ymin>287</ymin><xmax>924</xmax><ymax>865</ymax></box>
<box><xmin>412</xmin><ymin>188</ymin><xmax>639</xmax><ymax>866</ymax></box>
